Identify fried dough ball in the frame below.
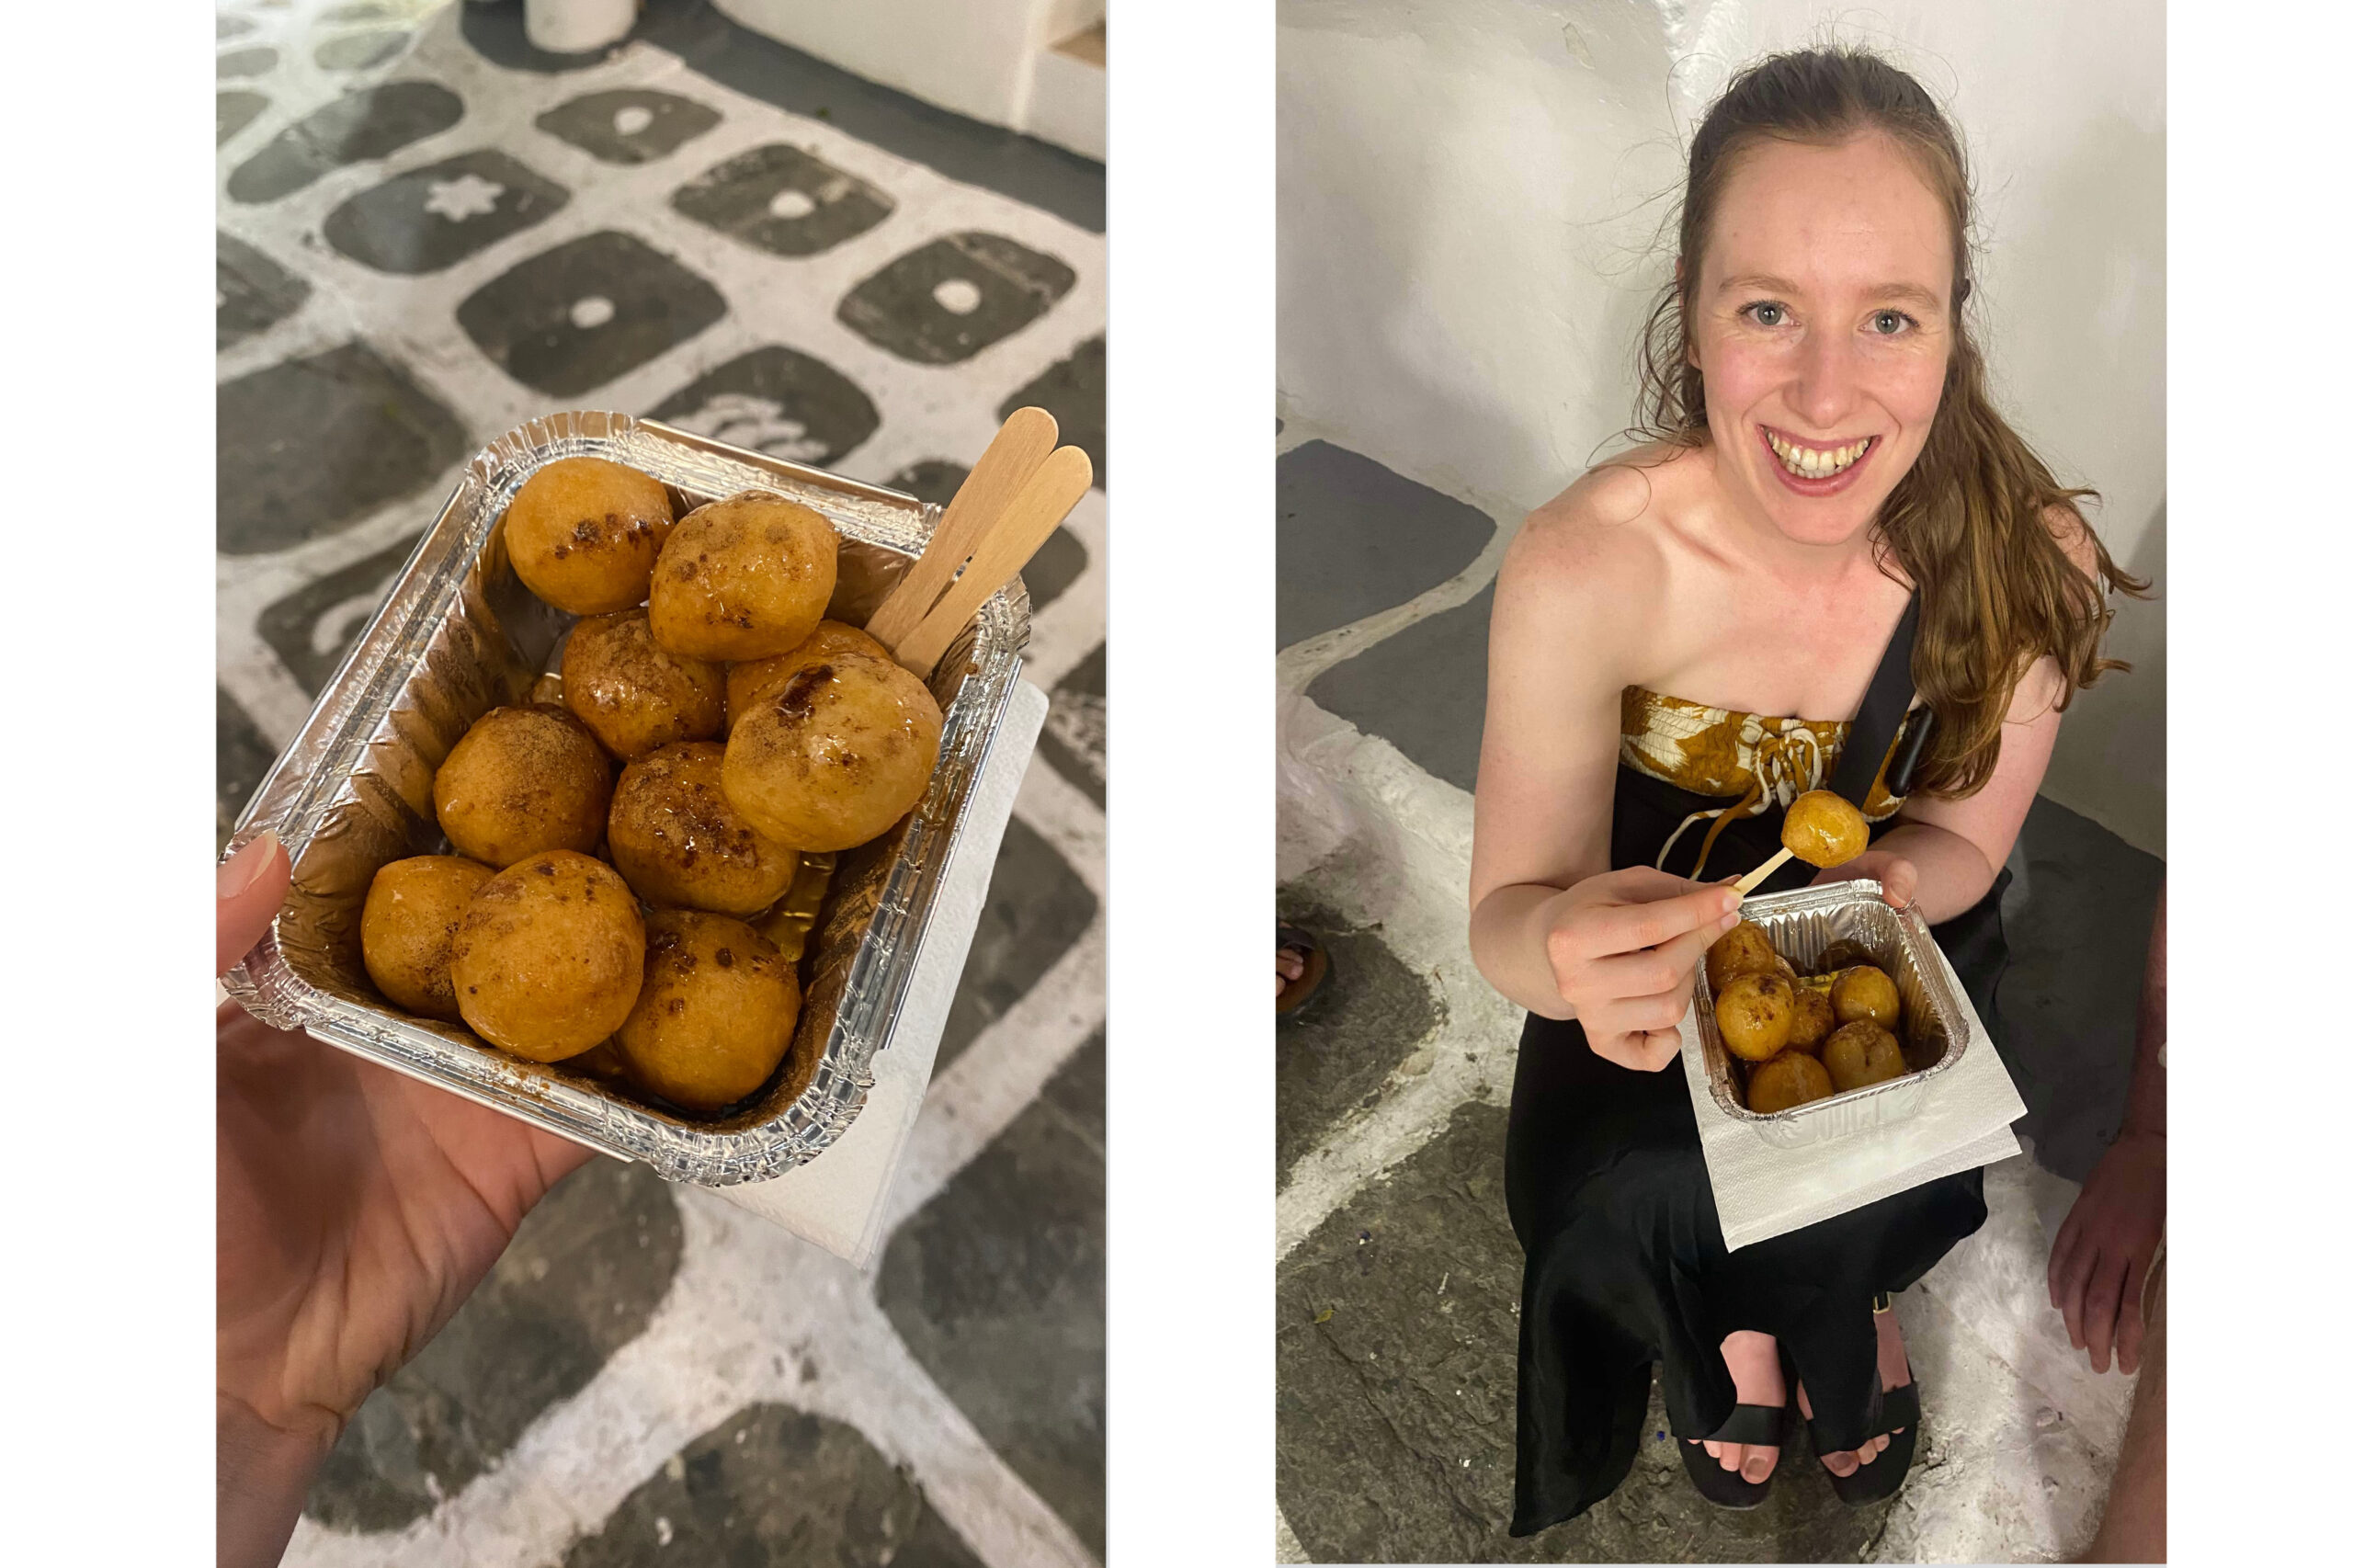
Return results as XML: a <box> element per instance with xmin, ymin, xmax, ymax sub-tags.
<box><xmin>561</xmin><ymin>609</ymin><xmax>726</xmax><ymax>760</ymax></box>
<box><xmin>648</xmin><ymin>493</ymin><xmax>839</xmax><ymax>661</ymax></box>
<box><xmin>449</xmin><ymin>850</ymin><xmax>645</xmax><ymax>1062</ymax></box>
<box><xmin>503</xmin><ymin>456</ymin><xmax>675</xmax><ymax>615</ymax></box>
<box><xmin>1785</xmin><ymin>984</ymin><xmax>1837</xmax><ymax>1055</ymax></box>
<box><xmin>360</xmin><ymin>856</ymin><xmax>494</xmax><ymax>1020</ymax></box>
<box><xmin>1782</xmin><ymin>790</ymin><xmax>1869</xmax><ymax>869</ymax></box>
<box><xmin>1704</xmin><ymin>920</ymin><xmax>1780</xmax><ymax>994</ymax></box>
<box><xmin>1747</xmin><ymin>1051</ymin><xmax>1834</xmax><ymax>1114</ymax></box>
<box><xmin>615</xmin><ymin>909</ymin><xmax>801</xmax><ymax>1113</ymax></box>
<box><xmin>608</xmin><ymin>742</ymin><xmax>801</xmax><ymax>916</ymax></box>
<box><xmin>1713</xmin><ymin>971</ymin><xmax>1796</xmax><ymax>1062</ymax></box>
<box><xmin>1822</xmin><ymin>1021</ymin><xmax>1907</xmax><ymax>1093</ymax></box>
<box><xmin>724</xmin><ymin>620</ymin><xmax>892</xmax><ymax>734</ymax></box>
<box><xmin>433</xmin><ymin>705</ymin><xmax>612</xmax><ymax>869</ymax></box>
<box><xmin>722</xmin><ymin>650</ymin><xmax>944</xmax><ymax>851</ymax></box>
<box><xmin>1831</xmin><ymin>964</ymin><xmax>1902</xmax><ymax>1030</ymax></box>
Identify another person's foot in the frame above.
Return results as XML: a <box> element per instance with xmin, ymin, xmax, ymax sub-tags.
<box><xmin>1276</xmin><ymin>943</ymin><xmax>1305</xmax><ymax>997</ymax></box>
<box><xmin>1796</xmin><ymin>1303</ymin><xmax>1912</xmax><ymax>1476</ymax></box>
<box><xmin>1688</xmin><ymin>1329</ymin><xmax>1784</xmax><ymax>1483</ymax></box>
<box><xmin>1276</xmin><ymin>926</ymin><xmax>1329</xmax><ymax>1014</ymax></box>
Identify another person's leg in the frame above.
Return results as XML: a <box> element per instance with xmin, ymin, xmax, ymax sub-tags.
<box><xmin>2082</xmin><ymin>1259</ymin><xmax>2165</xmax><ymax>1562</ymax></box>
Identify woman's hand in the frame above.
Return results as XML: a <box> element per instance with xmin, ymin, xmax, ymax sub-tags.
<box><xmin>1809</xmin><ymin>847</ymin><xmax>1917</xmax><ymax>912</ymax></box>
<box><xmin>216</xmin><ymin>835</ymin><xmax>596</xmax><ymax>1568</ymax></box>
<box><xmin>1542</xmin><ymin>868</ymin><xmax>1744</xmax><ymax>1073</ymax></box>
<box><xmin>2048</xmin><ymin>1131</ymin><xmax>2165</xmax><ymax>1374</ymax></box>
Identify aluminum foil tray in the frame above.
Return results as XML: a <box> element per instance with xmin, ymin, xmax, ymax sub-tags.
<box><xmin>1693</xmin><ymin>879</ymin><xmax>1970</xmax><ymax>1149</ymax></box>
<box><xmin>221</xmin><ymin>411</ymin><xmax>1029</xmax><ymax>1186</ymax></box>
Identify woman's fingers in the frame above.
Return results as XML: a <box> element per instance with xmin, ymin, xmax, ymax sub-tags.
<box><xmin>218</xmin><ymin>832</ymin><xmax>290</xmax><ymax>976</ymax></box>
<box><xmin>1590</xmin><ymin>1027</ymin><xmax>1682</xmax><ymax>1074</ymax></box>
<box><xmin>1877</xmin><ymin>856</ymin><xmax>1919</xmax><ymax>911</ymax></box>
<box><xmin>1566</xmin><ymin>883</ymin><xmax>1742</xmax><ymax>965</ymax></box>
<box><xmin>1585</xmin><ymin>919</ymin><xmax>1728</xmax><ymax>1001</ymax></box>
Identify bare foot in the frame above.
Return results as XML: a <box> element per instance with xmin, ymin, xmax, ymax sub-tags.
<box><xmin>1687</xmin><ymin>1329</ymin><xmax>1784</xmax><ymax>1483</ymax></box>
<box><xmin>1796</xmin><ymin>1304</ymin><xmax>1913</xmax><ymax>1477</ymax></box>
<box><xmin>1276</xmin><ymin>944</ymin><xmax>1305</xmax><ymax>997</ymax></box>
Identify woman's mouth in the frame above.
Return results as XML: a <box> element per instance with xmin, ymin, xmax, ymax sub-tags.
<box><xmin>1758</xmin><ymin>426</ymin><xmax>1878</xmax><ymax>494</ymax></box>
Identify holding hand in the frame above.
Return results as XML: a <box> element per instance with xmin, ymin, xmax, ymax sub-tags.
<box><xmin>2048</xmin><ymin>1131</ymin><xmax>2165</xmax><ymax>1375</ymax></box>
<box><xmin>1809</xmin><ymin>847</ymin><xmax>1917</xmax><ymax>912</ymax></box>
<box><xmin>216</xmin><ymin>834</ymin><xmax>595</xmax><ymax>1567</ymax></box>
<box><xmin>1543</xmin><ymin>868</ymin><xmax>1743</xmax><ymax>1073</ymax></box>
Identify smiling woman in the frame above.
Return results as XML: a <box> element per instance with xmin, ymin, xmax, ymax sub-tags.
<box><xmin>1462</xmin><ymin>46</ymin><xmax>2145</xmax><ymax>1535</ymax></box>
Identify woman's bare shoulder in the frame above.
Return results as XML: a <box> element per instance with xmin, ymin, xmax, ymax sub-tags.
<box><xmin>1503</xmin><ymin>451</ymin><xmax>1682</xmax><ymax>608</ymax></box>
<box><xmin>2040</xmin><ymin>500</ymin><xmax>2102</xmax><ymax>579</ymax></box>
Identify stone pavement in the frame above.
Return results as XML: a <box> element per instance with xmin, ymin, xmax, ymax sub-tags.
<box><xmin>1273</xmin><ymin>416</ymin><xmax>2162</xmax><ymax>1562</ymax></box>
<box><xmin>217</xmin><ymin>4</ymin><xmax>1103</xmax><ymax>1562</ymax></box>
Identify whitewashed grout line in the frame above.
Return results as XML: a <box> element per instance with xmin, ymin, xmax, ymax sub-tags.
<box><xmin>285</xmin><ymin>1187</ymin><xmax>1096</xmax><ymax>1568</ymax></box>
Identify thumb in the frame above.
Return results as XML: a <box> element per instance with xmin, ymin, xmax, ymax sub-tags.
<box><xmin>218</xmin><ymin>832</ymin><xmax>291</xmax><ymax>976</ymax></box>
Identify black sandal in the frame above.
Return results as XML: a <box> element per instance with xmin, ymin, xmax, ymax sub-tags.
<box><xmin>1677</xmin><ymin>1402</ymin><xmax>1788</xmax><ymax>1509</ymax></box>
<box><xmin>1805</xmin><ymin>1293</ymin><xmax>1921</xmax><ymax>1506</ymax></box>
<box><xmin>1276</xmin><ymin>925</ymin><xmax>1331</xmax><ymax>1016</ymax></box>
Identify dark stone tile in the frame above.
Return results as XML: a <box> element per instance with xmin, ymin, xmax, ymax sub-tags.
<box><xmin>1000</xmin><ymin>335</ymin><xmax>1104</xmax><ymax>489</ymax></box>
<box><xmin>1274</xmin><ymin>899</ymin><xmax>1443</xmax><ymax>1182</ymax></box>
<box><xmin>1035</xmin><ymin>642</ymin><xmax>1103</xmax><ymax>809</ymax></box>
<box><xmin>306</xmin><ymin>1157</ymin><xmax>685</xmax><ymax>1533</ymax></box>
<box><xmin>1023</xmin><ymin>525</ymin><xmax>1086</xmax><ymax>615</ymax></box>
<box><xmin>221</xmin><ymin>15</ymin><xmax>258</xmax><ymax>40</ymax></box>
<box><xmin>219</xmin><ymin>88</ymin><xmax>269</xmax><ymax>144</ymax></box>
<box><xmin>227</xmin><ymin>81</ymin><xmax>465</xmax><ymax>204</ymax></box>
<box><xmin>1995</xmin><ymin>795</ymin><xmax>2165</xmax><ymax>1182</ymax></box>
<box><xmin>219</xmin><ymin>687</ymin><xmax>278</xmax><ymax>851</ymax></box>
<box><xmin>324</xmin><ymin>148</ymin><xmax>570</xmax><ymax>275</ymax></box>
<box><xmin>217</xmin><ymin>232</ymin><xmax>311</xmax><ymax>351</ymax></box>
<box><xmin>465</xmin><ymin>0</ymin><xmax>1105</xmax><ymax>233</ymax></box>
<box><xmin>671</xmin><ymin>142</ymin><xmax>894</xmax><ymax>258</ymax></box>
<box><xmin>535</xmin><ymin>87</ymin><xmax>721</xmax><ymax>165</ymax></box>
<box><xmin>649</xmin><ymin>346</ymin><xmax>879</xmax><ymax>467</ymax></box>
<box><xmin>457</xmin><ymin>230</ymin><xmax>726</xmax><ymax>397</ymax></box>
<box><xmin>315</xmin><ymin>28</ymin><xmax>408</xmax><ymax>71</ymax></box>
<box><xmin>935</xmin><ymin>815</ymin><xmax>1096</xmax><ymax>1073</ymax></box>
<box><xmin>838</xmin><ymin>233</ymin><xmax>1074</xmax><ymax>366</ymax></box>
<box><xmin>563</xmin><ymin>1403</ymin><xmax>983</xmax><ymax>1568</ymax></box>
<box><xmin>1278</xmin><ymin>1102</ymin><xmax>1881</xmax><ymax>1562</ymax></box>
<box><xmin>219</xmin><ymin>45</ymin><xmax>278</xmax><ymax>79</ymax></box>
<box><xmin>879</xmin><ymin>1038</ymin><xmax>1105</xmax><ymax>1557</ymax></box>
<box><xmin>1307</xmin><ymin>581</ymin><xmax>1494</xmax><ymax>793</ymax></box>
<box><xmin>218</xmin><ymin>342</ymin><xmax>469</xmax><ymax>556</ymax></box>
<box><xmin>886</xmin><ymin>460</ymin><xmax>967</xmax><ymax>507</ymax></box>
<box><xmin>258</xmin><ymin>531</ymin><xmax>424</xmax><ymax>696</ymax></box>
<box><xmin>1278</xmin><ymin>439</ymin><xmax>1494</xmax><ymax>648</ymax></box>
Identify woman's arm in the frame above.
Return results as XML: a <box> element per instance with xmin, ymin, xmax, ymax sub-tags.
<box><xmin>1846</xmin><ymin>514</ymin><xmax>2106</xmax><ymax>923</ymax></box>
<box><xmin>1469</xmin><ymin>472</ymin><xmax>1741</xmax><ymax>1066</ymax></box>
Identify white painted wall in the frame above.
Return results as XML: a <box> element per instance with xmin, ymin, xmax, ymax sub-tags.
<box><xmin>1278</xmin><ymin>0</ymin><xmax>2165</xmax><ymax>855</ymax></box>
<box><xmin>716</xmin><ymin>0</ymin><xmax>1107</xmax><ymax>159</ymax></box>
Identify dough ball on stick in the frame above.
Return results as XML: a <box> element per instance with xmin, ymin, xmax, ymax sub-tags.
<box><xmin>1733</xmin><ymin>790</ymin><xmax>1871</xmax><ymax>894</ymax></box>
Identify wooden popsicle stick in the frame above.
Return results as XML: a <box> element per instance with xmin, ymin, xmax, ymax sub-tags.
<box><xmin>864</xmin><ymin>406</ymin><xmax>1059</xmax><ymax>649</ymax></box>
<box><xmin>1733</xmin><ymin>846</ymin><xmax>1794</xmax><ymax>897</ymax></box>
<box><xmin>892</xmin><ymin>446</ymin><xmax>1094</xmax><ymax>678</ymax></box>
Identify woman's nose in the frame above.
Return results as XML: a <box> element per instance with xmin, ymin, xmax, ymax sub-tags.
<box><xmin>1787</xmin><ymin>329</ymin><xmax>1860</xmax><ymax>432</ymax></box>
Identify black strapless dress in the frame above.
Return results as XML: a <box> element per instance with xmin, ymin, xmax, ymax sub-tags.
<box><xmin>1504</xmin><ymin>598</ymin><xmax>2008</xmax><ymax>1536</ymax></box>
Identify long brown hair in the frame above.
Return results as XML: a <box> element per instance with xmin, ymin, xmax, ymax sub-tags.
<box><xmin>1630</xmin><ymin>46</ymin><xmax>2146</xmax><ymax>798</ymax></box>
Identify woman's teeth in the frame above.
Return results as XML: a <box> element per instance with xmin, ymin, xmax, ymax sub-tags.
<box><xmin>1767</xmin><ymin>432</ymin><xmax>1872</xmax><ymax>479</ymax></box>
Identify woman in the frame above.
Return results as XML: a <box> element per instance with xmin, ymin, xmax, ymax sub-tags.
<box><xmin>1468</xmin><ymin>48</ymin><xmax>2140</xmax><ymax>1532</ymax></box>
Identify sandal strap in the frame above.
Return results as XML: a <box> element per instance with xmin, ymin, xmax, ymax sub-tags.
<box><xmin>1705</xmin><ymin>1403</ymin><xmax>1784</xmax><ymax>1448</ymax></box>
<box><xmin>1881</xmin><ymin>1381</ymin><xmax>1920</xmax><ymax>1429</ymax></box>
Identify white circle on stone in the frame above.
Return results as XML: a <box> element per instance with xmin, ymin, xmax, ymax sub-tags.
<box><xmin>570</xmin><ymin>295</ymin><xmax>617</xmax><ymax>330</ymax></box>
<box><xmin>612</xmin><ymin>105</ymin><xmax>654</xmax><ymax>137</ymax></box>
<box><xmin>932</xmin><ymin>278</ymin><xmax>983</xmax><ymax>316</ymax></box>
<box><xmin>767</xmin><ymin>187</ymin><xmax>817</xmax><ymax>221</ymax></box>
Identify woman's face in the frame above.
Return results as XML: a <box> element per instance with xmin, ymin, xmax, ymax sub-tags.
<box><xmin>1688</xmin><ymin>131</ymin><xmax>1956</xmax><ymax>548</ymax></box>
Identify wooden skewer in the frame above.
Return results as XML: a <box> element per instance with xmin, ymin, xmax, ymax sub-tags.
<box><xmin>1733</xmin><ymin>846</ymin><xmax>1794</xmax><ymax>897</ymax></box>
<box><xmin>891</xmin><ymin>446</ymin><xmax>1094</xmax><ymax>678</ymax></box>
<box><xmin>864</xmin><ymin>406</ymin><xmax>1059</xmax><ymax>649</ymax></box>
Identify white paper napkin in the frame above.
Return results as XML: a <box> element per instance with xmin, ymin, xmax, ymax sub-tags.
<box><xmin>1680</xmin><ymin>931</ymin><xmax>2029</xmax><ymax>1253</ymax></box>
<box><xmin>711</xmin><ymin>680</ymin><xmax>1051</xmax><ymax>1267</ymax></box>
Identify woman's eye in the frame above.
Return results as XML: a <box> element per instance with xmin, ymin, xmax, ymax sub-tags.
<box><xmin>1745</xmin><ymin>302</ymin><xmax>1788</xmax><ymax>327</ymax></box>
<box><xmin>1869</xmin><ymin>310</ymin><xmax>1914</xmax><ymax>335</ymax></box>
